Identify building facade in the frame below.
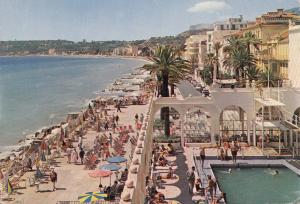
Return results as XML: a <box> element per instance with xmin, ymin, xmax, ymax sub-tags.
<box><xmin>288</xmin><ymin>25</ymin><xmax>300</xmax><ymax>88</ymax></box>
<box><xmin>241</xmin><ymin>9</ymin><xmax>300</xmax><ymax>74</ymax></box>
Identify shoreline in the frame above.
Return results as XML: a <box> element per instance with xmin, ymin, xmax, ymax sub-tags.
<box><xmin>0</xmin><ymin>54</ymin><xmax>151</xmax><ymax>63</ymax></box>
<box><xmin>0</xmin><ymin>56</ymin><xmax>150</xmax><ymax>155</ymax></box>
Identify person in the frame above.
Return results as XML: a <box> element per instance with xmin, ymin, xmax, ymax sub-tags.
<box><xmin>66</xmin><ymin>147</ymin><xmax>72</xmax><ymax>164</ymax></box>
<box><xmin>166</xmin><ymin>166</ymin><xmax>174</xmax><ymax>179</ymax></box>
<box><xmin>26</xmin><ymin>157</ymin><xmax>33</xmax><ymax>171</ymax></box>
<box><xmin>220</xmin><ymin>148</ymin><xmax>225</xmax><ymax>160</ymax></box>
<box><xmin>212</xmin><ymin>192</ymin><xmax>227</xmax><ymax>204</ymax></box>
<box><xmin>79</xmin><ymin>148</ymin><xmax>85</xmax><ymax>165</ymax></box>
<box><xmin>200</xmin><ymin>148</ymin><xmax>206</xmax><ymax>168</ymax></box>
<box><xmin>117</xmin><ymin>102</ymin><xmax>121</xmax><ymax>112</ymax></box>
<box><xmin>109</xmin><ymin>133</ymin><xmax>113</xmax><ymax>146</ymax></box>
<box><xmin>50</xmin><ymin>168</ymin><xmax>57</xmax><ymax>191</ymax></box>
<box><xmin>140</xmin><ymin>113</ymin><xmax>144</xmax><ymax>123</ymax></box>
<box><xmin>195</xmin><ymin>178</ymin><xmax>202</xmax><ymax>192</ymax></box>
<box><xmin>186</xmin><ymin>166</ymin><xmax>196</xmax><ymax>195</ymax></box>
<box><xmin>167</xmin><ymin>143</ymin><xmax>175</xmax><ymax>155</ymax></box>
<box><xmin>78</xmin><ymin>135</ymin><xmax>83</xmax><ymax>149</ymax></box>
<box><xmin>231</xmin><ymin>141</ymin><xmax>238</xmax><ymax>164</ymax></box>
<box><xmin>115</xmin><ymin>115</ymin><xmax>119</xmax><ymax>125</ymax></box>
<box><xmin>207</xmin><ymin>175</ymin><xmax>215</xmax><ymax>202</ymax></box>
<box><xmin>135</xmin><ymin>114</ymin><xmax>139</xmax><ymax>124</ymax></box>
<box><xmin>71</xmin><ymin>148</ymin><xmax>78</xmax><ymax>164</ymax></box>
<box><xmin>120</xmin><ymin>169</ymin><xmax>128</xmax><ymax>181</ymax></box>
<box><xmin>104</xmin><ymin>121</ymin><xmax>109</xmax><ymax>131</ymax></box>
<box><xmin>112</xmin><ymin>122</ymin><xmax>116</xmax><ymax>133</ymax></box>
<box><xmin>111</xmin><ymin>181</ymin><xmax>118</xmax><ymax>194</ymax></box>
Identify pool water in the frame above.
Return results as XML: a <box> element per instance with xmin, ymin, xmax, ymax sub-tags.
<box><xmin>213</xmin><ymin>167</ymin><xmax>300</xmax><ymax>204</ymax></box>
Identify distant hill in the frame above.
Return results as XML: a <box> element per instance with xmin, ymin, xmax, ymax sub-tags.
<box><xmin>0</xmin><ymin>28</ymin><xmax>211</xmax><ymax>56</ymax></box>
<box><xmin>286</xmin><ymin>7</ymin><xmax>300</xmax><ymax>15</ymax></box>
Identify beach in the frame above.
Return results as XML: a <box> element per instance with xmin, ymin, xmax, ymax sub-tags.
<box><xmin>0</xmin><ymin>57</ymin><xmax>152</xmax><ymax>204</ymax></box>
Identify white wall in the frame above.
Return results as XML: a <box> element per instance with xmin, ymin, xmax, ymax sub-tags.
<box><xmin>288</xmin><ymin>25</ymin><xmax>300</xmax><ymax>88</ymax></box>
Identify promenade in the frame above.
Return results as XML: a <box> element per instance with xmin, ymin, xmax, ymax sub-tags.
<box><xmin>3</xmin><ymin>104</ymin><xmax>148</xmax><ymax>204</ymax></box>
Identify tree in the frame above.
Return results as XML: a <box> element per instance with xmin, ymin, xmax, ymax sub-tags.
<box><xmin>243</xmin><ymin>32</ymin><xmax>261</xmax><ymax>55</ymax></box>
<box><xmin>246</xmin><ymin>65</ymin><xmax>261</xmax><ymax>87</ymax></box>
<box><xmin>204</xmin><ymin>53</ymin><xmax>218</xmax><ymax>83</ymax></box>
<box><xmin>223</xmin><ymin>36</ymin><xmax>256</xmax><ymax>82</ymax></box>
<box><xmin>143</xmin><ymin>45</ymin><xmax>191</xmax><ymax>136</ymax></box>
<box><xmin>213</xmin><ymin>42</ymin><xmax>222</xmax><ymax>78</ymax></box>
<box><xmin>256</xmin><ymin>69</ymin><xmax>281</xmax><ymax>87</ymax></box>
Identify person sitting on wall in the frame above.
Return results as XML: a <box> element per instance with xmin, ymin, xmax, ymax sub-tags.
<box><xmin>158</xmin><ymin>154</ymin><xmax>168</xmax><ymax>166</ymax></box>
<box><xmin>167</xmin><ymin>143</ymin><xmax>175</xmax><ymax>155</ymax></box>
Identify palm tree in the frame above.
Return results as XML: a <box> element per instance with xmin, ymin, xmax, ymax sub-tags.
<box><xmin>204</xmin><ymin>53</ymin><xmax>218</xmax><ymax>83</ymax></box>
<box><xmin>256</xmin><ymin>69</ymin><xmax>281</xmax><ymax>87</ymax></box>
<box><xmin>213</xmin><ymin>42</ymin><xmax>222</xmax><ymax>78</ymax></box>
<box><xmin>143</xmin><ymin>45</ymin><xmax>191</xmax><ymax>136</ymax></box>
<box><xmin>223</xmin><ymin>47</ymin><xmax>256</xmax><ymax>82</ymax></box>
<box><xmin>243</xmin><ymin>32</ymin><xmax>261</xmax><ymax>55</ymax></box>
<box><xmin>246</xmin><ymin>65</ymin><xmax>261</xmax><ymax>87</ymax></box>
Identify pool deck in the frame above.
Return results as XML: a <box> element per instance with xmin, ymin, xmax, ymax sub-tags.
<box><xmin>182</xmin><ymin>146</ymin><xmax>300</xmax><ymax>204</ymax></box>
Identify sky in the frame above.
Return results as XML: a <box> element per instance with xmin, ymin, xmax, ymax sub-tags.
<box><xmin>0</xmin><ymin>0</ymin><xmax>299</xmax><ymax>41</ymax></box>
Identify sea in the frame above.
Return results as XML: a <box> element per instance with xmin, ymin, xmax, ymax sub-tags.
<box><xmin>0</xmin><ymin>56</ymin><xmax>146</xmax><ymax>150</ymax></box>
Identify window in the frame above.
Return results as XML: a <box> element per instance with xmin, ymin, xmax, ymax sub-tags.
<box><xmin>208</xmin><ymin>35</ymin><xmax>212</xmax><ymax>42</ymax></box>
<box><xmin>220</xmin><ymin>25</ymin><xmax>224</xmax><ymax>30</ymax></box>
<box><xmin>231</xmin><ymin>24</ymin><xmax>236</xmax><ymax>30</ymax></box>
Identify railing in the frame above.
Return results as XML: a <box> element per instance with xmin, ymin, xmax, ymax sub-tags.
<box><xmin>56</xmin><ymin>200</ymin><xmax>119</xmax><ymax>204</ymax></box>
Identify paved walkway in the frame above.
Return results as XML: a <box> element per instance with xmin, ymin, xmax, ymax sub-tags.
<box><xmin>177</xmin><ymin>80</ymin><xmax>202</xmax><ymax>98</ymax></box>
<box><xmin>172</xmin><ymin>153</ymin><xmax>194</xmax><ymax>204</ymax></box>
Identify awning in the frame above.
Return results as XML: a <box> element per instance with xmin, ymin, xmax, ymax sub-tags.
<box><xmin>255</xmin><ymin>98</ymin><xmax>285</xmax><ymax>107</ymax></box>
<box><xmin>255</xmin><ymin>121</ymin><xmax>289</xmax><ymax>131</ymax></box>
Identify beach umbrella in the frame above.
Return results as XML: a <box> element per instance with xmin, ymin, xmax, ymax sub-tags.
<box><xmin>107</xmin><ymin>156</ymin><xmax>127</xmax><ymax>164</ymax></box>
<box><xmin>78</xmin><ymin>192</ymin><xmax>107</xmax><ymax>203</ymax></box>
<box><xmin>88</xmin><ymin>170</ymin><xmax>112</xmax><ymax>186</ymax></box>
<box><xmin>99</xmin><ymin>163</ymin><xmax>121</xmax><ymax>171</ymax></box>
<box><xmin>99</xmin><ymin>164</ymin><xmax>122</xmax><ymax>185</ymax></box>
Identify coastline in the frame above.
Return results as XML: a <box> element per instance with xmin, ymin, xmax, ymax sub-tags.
<box><xmin>0</xmin><ymin>54</ymin><xmax>151</xmax><ymax>64</ymax></box>
<box><xmin>0</xmin><ymin>56</ymin><xmax>150</xmax><ymax>155</ymax></box>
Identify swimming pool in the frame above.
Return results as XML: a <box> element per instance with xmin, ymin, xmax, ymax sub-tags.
<box><xmin>213</xmin><ymin>167</ymin><xmax>300</xmax><ymax>204</ymax></box>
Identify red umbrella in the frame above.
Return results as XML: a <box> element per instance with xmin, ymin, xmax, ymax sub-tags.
<box><xmin>88</xmin><ymin>170</ymin><xmax>112</xmax><ymax>178</ymax></box>
<box><xmin>88</xmin><ymin>170</ymin><xmax>112</xmax><ymax>186</ymax></box>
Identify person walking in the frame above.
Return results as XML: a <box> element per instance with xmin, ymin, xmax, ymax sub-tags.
<box><xmin>104</xmin><ymin>121</ymin><xmax>109</xmax><ymax>131</ymax></box>
<box><xmin>117</xmin><ymin>102</ymin><xmax>121</xmax><ymax>112</ymax></box>
<box><xmin>200</xmin><ymin>148</ymin><xmax>206</xmax><ymax>168</ymax></box>
<box><xmin>79</xmin><ymin>148</ymin><xmax>85</xmax><ymax>165</ymax></box>
<box><xmin>186</xmin><ymin>166</ymin><xmax>196</xmax><ymax>195</ymax></box>
<box><xmin>50</xmin><ymin>168</ymin><xmax>57</xmax><ymax>191</ymax></box>
<box><xmin>115</xmin><ymin>115</ymin><xmax>119</xmax><ymax>125</ymax></box>
<box><xmin>71</xmin><ymin>148</ymin><xmax>78</xmax><ymax>164</ymax></box>
<box><xmin>66</xmin><ymin>147</ymin><xmax>72</xmax><ymax>164</ymax></box>
<box><xmin>231</xmin><ymin>141</ymin><xmax>238</xmax><ymax>164</ymax></box>
<box><xmin>207</xmin><ymin>175</ymin><xmax>215</xmax><ymax>202</ymax></box>
<box><xmin>135</xmin><ymin>114</ymin><xmax>139</xmax><ymax>124</ymax></box>
<box><xmin>109</xmin><ymin>133</ymin><xmax>113</xmax><ymax>147</ymax></box>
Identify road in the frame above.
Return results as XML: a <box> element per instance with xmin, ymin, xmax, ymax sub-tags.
<box><xmin>177</xmin><ymin>80</ymin><xmax>202</xmax><ymax>98</ymax></box>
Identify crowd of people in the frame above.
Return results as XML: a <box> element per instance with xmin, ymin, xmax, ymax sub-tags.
<box><xmin>186</xmin><ymin>165</ymin><xmax>227</xmax><ymax>204</ymax></box>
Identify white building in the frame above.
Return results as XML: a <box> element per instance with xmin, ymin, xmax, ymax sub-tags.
<box><xmin>214</xmin><ymin>15</ymin><xmax>248</xmax><ymax>31</ymax></box>
<box><xmin>288</xmin><ymin>24</ymin><xmax>300</xmax><ymax>88</ymax></box>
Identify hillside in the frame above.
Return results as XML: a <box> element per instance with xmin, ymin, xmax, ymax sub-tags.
<box><xmin>0</xmin><ymin>28</ymin><xmax>210</xmax><ymax>56</ymax></box>
<box><xmin>286</xmin><ymin>7</ymin><xmax>300</xmax><ymax>15</ymax></box>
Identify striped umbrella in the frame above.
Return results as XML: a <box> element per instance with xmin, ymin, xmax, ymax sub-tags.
<box><xmin>78</xmin><ymin>192</ymin><xmax>107</xmax><ymax>203</ymax></box>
